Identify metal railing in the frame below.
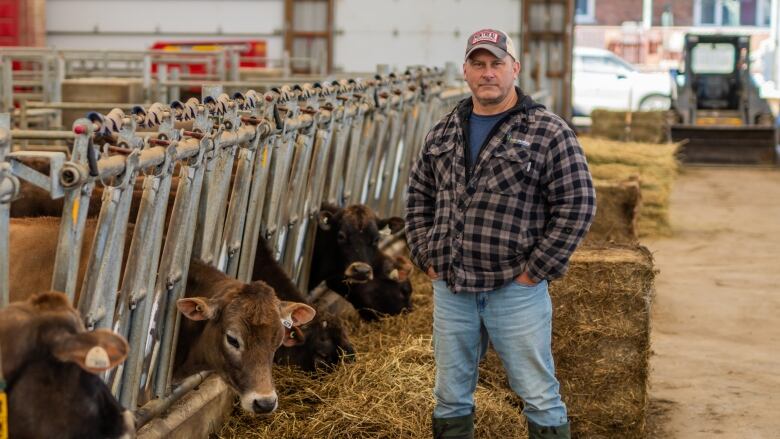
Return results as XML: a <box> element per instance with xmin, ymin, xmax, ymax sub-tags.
<box><xmin>0</xmin><ymin>67</ymin><xmax>469</xmax><ymax>426</ymax></box>
<box><xmin>0</xmin><ymin>48</ymin><xmax>323</xmax><ymax>113</ymax></box>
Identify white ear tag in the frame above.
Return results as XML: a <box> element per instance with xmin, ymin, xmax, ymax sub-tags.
<box><xmin>85</xmin><ymin>346</ymin><xmax>110</xmax><ymax>370</ymax></box>
<box><xmin>389</xmin><ymin>269</ymin><xmax>400</xmax><ymax>281</ymax></box>
<box><xmin>379</xmin><ymin>226</ymin><xmax>391</xmax><ymax>237</ymax></box>
<box><xmin>281</xmin><ymin>318</ymin><xmax>293</xmax><ymax>329</ymax></box>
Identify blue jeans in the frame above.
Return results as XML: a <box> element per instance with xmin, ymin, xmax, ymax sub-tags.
<box><xmin>432</xmin><ymin>279</ymin><xmax>568</xmax><ymax>427</ymax></box>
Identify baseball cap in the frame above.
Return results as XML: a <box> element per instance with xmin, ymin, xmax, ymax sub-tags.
<box><xmin>465</xmin><ymin>29</ymin><xmax>517</xmax><ymax>61</ymax></box>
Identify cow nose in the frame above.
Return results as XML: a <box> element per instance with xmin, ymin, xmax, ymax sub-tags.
<box><xmin>346</xmin><ymin>262</ymin><xmax>373</xmax><ymax>282</ymax></box>
<box><xmin>353</xmin><ymin>263</ymin><xmax>371</xmax><ymax>275</ymax></box>
<box><xmin>252</xmin><ymin>397</ymin><xmax>278</xmax><ymax>414</ymax></box>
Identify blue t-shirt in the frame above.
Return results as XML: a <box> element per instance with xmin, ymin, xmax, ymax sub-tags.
<box><xmin>468</xmin><ymin>110</ymin><xmax>509</xmax><ymax>168</ymax></box>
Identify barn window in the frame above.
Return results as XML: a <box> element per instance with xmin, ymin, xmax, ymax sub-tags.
<box><xmin>575</xmin><ymin>0</ymin><xmax>596</xmax><ymax>24</ymax></box>
<box><xmin>694</xmin><ymin>0</ymin><xmax>770</xmax><ymax>27</ymax></box>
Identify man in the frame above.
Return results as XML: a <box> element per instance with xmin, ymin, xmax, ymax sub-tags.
<box><xmin>405</xmin><ymin>29</ymin><xmax>596</xmax><ymax>439</ymax></box>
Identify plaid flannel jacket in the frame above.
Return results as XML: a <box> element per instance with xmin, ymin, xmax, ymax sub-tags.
<box><xmin>405</xmin><ymin>90</ymin><xmax>596</xmax><ymax>293</ymax></box>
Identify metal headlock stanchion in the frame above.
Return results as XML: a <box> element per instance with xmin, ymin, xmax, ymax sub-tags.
<box><xmin>0</xmin><ymin>65</ymin><xmax>472</xmax><ymax>429</ymax></box>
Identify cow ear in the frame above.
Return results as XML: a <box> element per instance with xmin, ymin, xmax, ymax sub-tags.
<box><xmin>51</xmin><ymin>329</ymin><xmax>129</xmax><ymax>374</ymax></box>
<box><xmin>279</xmin><ymin>301</ymin><xmax>316</xmax><ymax>327</ymax></box>
<box><xmin>177</xmin><ymin>297</ymin><xmax>218</xmax><ymax>321</ymax></box>
<box><xmin>318</xmin><ymin>211</ymin><xmax>334</xmax><ymax>231</ymax></box>
<box><xmin>377</xmin><ymin>217</ymin><xmax>404</xmax><ymax>234</ymax></box>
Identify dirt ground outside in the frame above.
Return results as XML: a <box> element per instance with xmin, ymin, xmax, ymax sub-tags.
<box><xmin>645</xmin><ymin>167</ymin><xmax>780</xmax><ymax>438</ymax></box>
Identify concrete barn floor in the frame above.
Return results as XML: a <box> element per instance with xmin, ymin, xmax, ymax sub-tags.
<box><xmin>646</xmin><ymin>167</ymin><xmax>780</xmax><ymax>438</ymax></box>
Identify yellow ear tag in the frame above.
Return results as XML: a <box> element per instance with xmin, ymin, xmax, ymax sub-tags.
<box><xmin>0</xmin><ymin>387</ymin><xmax>8</xmax><ymax>439</ymax></box>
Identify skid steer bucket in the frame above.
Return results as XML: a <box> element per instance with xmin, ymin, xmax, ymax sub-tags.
<box><xmin>671</xmin><ymin>125</ymin><xmax>777</xmax><ymax>165</ymax></box>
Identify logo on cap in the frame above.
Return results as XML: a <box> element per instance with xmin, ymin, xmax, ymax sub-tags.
<box><xmin>471</xmin><ymin>31</ymin><xmax>500</xmax><ymax>45</ymax></box>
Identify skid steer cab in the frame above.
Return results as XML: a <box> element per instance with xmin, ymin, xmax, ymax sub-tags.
<box><xmin>670</xmin><ymin>34</ymin><xmax>778</xmax><ymax>165</ymax></box>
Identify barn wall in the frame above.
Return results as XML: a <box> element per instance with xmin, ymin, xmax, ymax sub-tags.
<box><xmin>333</xmin><ymin>0</ymin><xmax>521</xmax><ymax>72</ymax></box>
<box><xmin>46</xmin><ymin>0</ymin><xmax>285</xmax><ymax>61</ymax></box>
<box><xmin>45</xmin><ymin>0</ymin><xmax>522</xmax><ymax>73</ymax></box>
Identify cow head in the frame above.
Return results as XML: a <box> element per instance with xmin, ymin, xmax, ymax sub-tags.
<box><xmin>274</xmin><ymin>309</ymin><xmax>355</xmax><ymax>371</ymax></box>
<box><xmin>0</xmin><ymin>292</ymin><xmax>134</xmax><ymax>439</ymax></box>
<box><xmin>338</xmin><ymin>255</ymin><xmax>414</xmax><ymax>321</ymax></box>
<box><xmin>345</xmin><ymin>254</ymin><xmax>412</xmax><ymax>320</ymax></box>
<box><xmin>317</xmin><ymin>204</ymin><xmax>404</xmax><ymax>284</ymax></box>
<box><xmin>177</xmin><ymin>280</ymin><xmax>315</xmax><ymax>414</ymax></box>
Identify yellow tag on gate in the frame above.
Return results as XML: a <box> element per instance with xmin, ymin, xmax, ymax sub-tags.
<box><xmin>0</xmin><ymin>390</ymin><xmax>8</xmax><ymax>439</ymax></box>
<box><xmin>72</xmin><ymin>197</ymin><xmax>80</xmax><ymax>224</ymax></box>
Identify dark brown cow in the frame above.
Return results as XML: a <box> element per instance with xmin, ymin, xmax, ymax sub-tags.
<box><xmin>176</xmin><ymin>260</ymin><xmax>315</xmax><ymax>413</ymax></box>
<box><xmin>0</xmin><ymin>291</ymin><xmax>134</xmax><ymax>439</ymax></box>
<box><xmin>335</xmin><ymin>253</ymin><xmax>414</xmax><ymax>321</ymax></box>
<box><xmin>309</xmin><ymin>203</ymin><xmax>412</xmax><ymax>319</ymax></box>
<box><xmin>251</xmin><ymin>235</ymin><xmax>354</xmax><ymax>371</ymax></box>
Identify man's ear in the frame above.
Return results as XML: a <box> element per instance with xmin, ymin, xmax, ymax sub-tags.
<box><xmin>51</xmin><ymin>329</ymin><xmax>129</xmax><ymax>374</ymax></box>
<box><xmin>318</xmin><ymin>211</ymin><xmax>334</xmax><ymax>231</ymax></box>
<box><xmin>177</xmin><ymin>297</ymin><xmax>219</xmax><ymax>321</ymax></box>
<box><xmin>376</xmin><ymin>217</ymin><xmax>404</xmax><ymax>234</ymax></box>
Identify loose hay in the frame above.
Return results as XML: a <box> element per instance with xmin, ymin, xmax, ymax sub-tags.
<box><xmin>581</xmin><ymin>137</ymin><xmax>679</xmax><ymax>237</ymax></box>
<box><xmin>220</xmin><ymin>246</ymin><xmax>654</xmax><ymax>439</ymax></box>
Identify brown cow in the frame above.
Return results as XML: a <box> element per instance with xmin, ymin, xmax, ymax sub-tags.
<box><xmin>8</xmin><ymin>218</ymin><xmax>316</xmax><ymax>414</ymax></box>
<box><xmin>10</xmin><ymin>180</ymin><xmax>357</xmax><ymax>371</ymax></box>
<box><xmin>176</xmin><ymin>260</ymin><xmax>315</xmax><ymax>413</ymax></box>
<box><xmin>0</xmin><ymin>291</ymin><xmax>134</xmax><ymax>439</ymax></box>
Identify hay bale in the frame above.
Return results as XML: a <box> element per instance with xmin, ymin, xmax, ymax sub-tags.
<box><xmin>591</xmin><ymin>109</ymin><xmax>669</xmax><ymax>144</ymax></box>
<box><xmin>551</xmin><ymin>246</ymin><xmax>654</xmax><ymax>438</ymax></box>
<box><xmin>455</xmin><ymin>246</ymin><xmax>655</xmax><ymax>438</ymax></box>
<box><xmin>220</xmin><ymin>245</ymin><xmax>654</xmax><ymax>439</ymax></box>
<box><xmin>587</xmin><ymin>180</ymin><xmax>641</xmax><ymax>244</ymax></box>
<box><xmin>581</xmin><ymin>137</ymin><xmax>679</xmax><ymax>238</ymax></box>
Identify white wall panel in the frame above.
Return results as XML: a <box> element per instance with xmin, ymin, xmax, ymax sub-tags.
<box><xmin>46</xmin><ymin>0</ymin><xmax>284</xmax><ymax>50</ymax></box>
<box><xmin>334</xmin><ymin>0</ymin><xmax>521</xmax><ymax>72</ymax></box>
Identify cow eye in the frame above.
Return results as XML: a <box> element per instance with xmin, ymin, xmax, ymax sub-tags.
<box><xmin>225</xmin><ymin>334</ymin><xmax>240</xmax><ymax>349</ymax></box>
<box><xmin>337</xmin><ymin>232</ymin><xmax>347</xmax><ymax>243</ymax></box>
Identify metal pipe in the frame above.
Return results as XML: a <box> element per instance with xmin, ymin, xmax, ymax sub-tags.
<box><xmin>134</xmin><ymin>371</ymin><xmax>213</xmax><ymax>428</ymax></box>
<box><xmin>10</xmin><ymin>129</ymin><xmax>76</xmax><ymax>140</ymax></box>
